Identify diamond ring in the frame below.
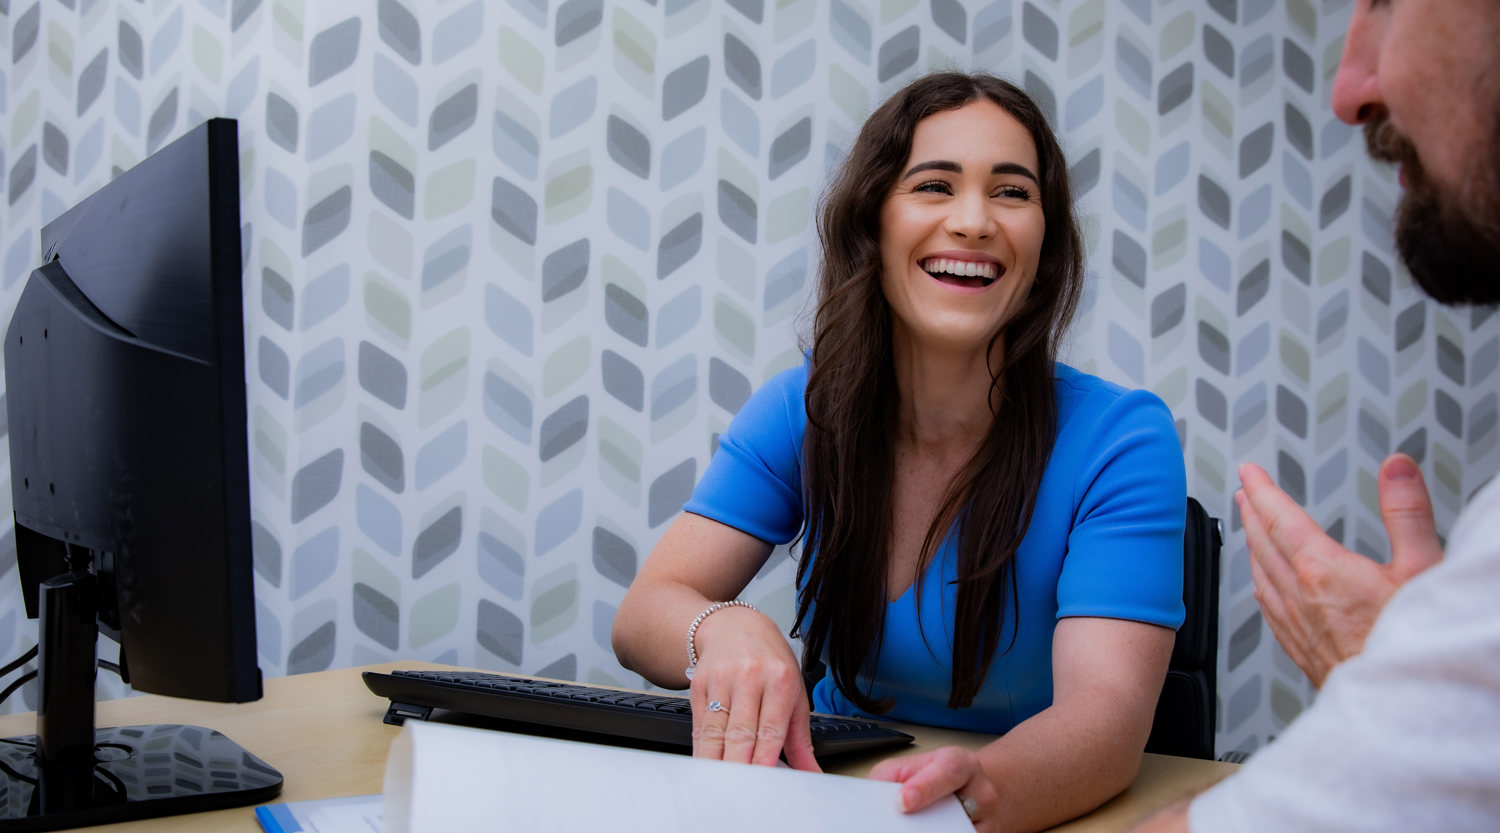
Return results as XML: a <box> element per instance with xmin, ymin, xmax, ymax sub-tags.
<box><xmin>707</xmin><ymin>699</ymin><xmax>728</xmax><ymax>713</ymax></box>
<box><xmin>960</xmin><ymin>796</ymin><xmax>979</xmax><ymax>821</ymax></box>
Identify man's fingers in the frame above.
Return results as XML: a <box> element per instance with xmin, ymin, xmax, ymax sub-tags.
<box><xmin>1239</xmin><ymin>489</ymin><xmax>1301</xmax><ymax>602</ymax></box>
<box><xmin>1378</xmin><ymin>454</ymin><xmax>1443</xmax><ymax>580</ymax></box>
<box><xmin>1237</xmin><ymin>463</ymin><xmax>1325</xmax><ymax>560</ymax></box>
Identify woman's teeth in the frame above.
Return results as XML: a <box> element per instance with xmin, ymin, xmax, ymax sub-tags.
<box><xmin>922</xmin><ymin>258</ymin><xmax>1000</xmax><ymax>284</ymax></box>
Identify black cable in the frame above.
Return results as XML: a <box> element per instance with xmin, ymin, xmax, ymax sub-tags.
<box><xmin>0</xmin><ymin>644</ymin><xmax>38</xmax><ymax>680</ymax></box>
<box><xmin>97</xmin><ymin>659</ymin><xmax>120</xmax><ymax>676</ymax></box>
<box><xmin>0</xmin><ymin>670</ymin><xmax>37</xmax><ymax>708</ymax></box>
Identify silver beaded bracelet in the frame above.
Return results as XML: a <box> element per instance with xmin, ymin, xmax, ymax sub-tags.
<box><xmin>683</xmin><ymin>599</ymin><xmax>757</xmax><ymax>680</ymax></box>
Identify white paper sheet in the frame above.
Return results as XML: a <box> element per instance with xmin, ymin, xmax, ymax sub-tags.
<box><xmin>382</xmin><ymin>721</ymin><xmax>973</xmax><ymax>833</ymax></box>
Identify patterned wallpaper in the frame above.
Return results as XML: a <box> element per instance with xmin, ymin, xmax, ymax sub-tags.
<box><xmin>2</xmin><ymin>0</ymin><xmax>1497</xmax><ymax>758</ymax></box>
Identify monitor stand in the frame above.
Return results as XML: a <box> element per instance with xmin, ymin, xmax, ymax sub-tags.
<box><xmin>0</xmin><ymin>569</ymin><xmax>282</xmax><ymax>830</ymax></box>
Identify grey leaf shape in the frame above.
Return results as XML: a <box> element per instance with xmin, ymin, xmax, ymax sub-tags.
<box><xmin>604</xmin><ymin>283</ymin><xmax>649</xmax><ymax>346</ymax></box>
<box><xmin>1281</xmin><ymin>230</ymin><xmax>1310</xmax><ymax>285</ymax></box>
<box><xmin>601</xmin><ymin>350</ymin><xmax>644</xmax><ymax>411</ymax></box>
<box><xmin>291</xmin><ymin>449</ymin><xmax>344</xmax><ymax>523</ymax></box>
<box><xmin>542</xmin><ymin>239</ymin><xmax>590</xmax><ymax>303</ymax></box>
<box><xmin>1198</xmin><ymin>175</ymin><xmax>1231</xmax><ymax>230</ymax></box>
<box><xmin>302</xmin><ymin>186</ymin><xmax>353</xmax><ymax>256</ymax></box>
<box><xmin>118</xmin><ymin>20</ymin><xmax>144</xmax><ymax>79</ymax></box>
<box><xmin>1283</xmin><ymin>102</ymin><xmax>1313</xmax><ymax>161</ymax></box>
<box><xmin>592</xmin><ymin>526</ymin><xmax>636</xmax><ymax>589</ymax></box>
<box><xmin>717</xmin><ymin>180</ymin><xmax>757</xmax><ymax>244</ymax></box>
<box><xmin>1203</xmin><ymin>25</ymin><xmax>1234</xmax><ymax>77</ymax></box>
<box><xmin>723</xmin><ymin>33</ymin><xmax>762</xmax><ymax>100</ymax></box>
<box><xmin>310</xmin><ymin>17</ymin><xmax>362</xmax><ymax>86</ymax></box>
<box><xmin>360</xmin><ymin>422</ymin><xmax>406</xmax><ymax>493</ymax></box>
<box><xmin>877</xmin><ymin>25</ymin><xmax>919</xmax><ymax>82</ymax></box>
<box><xmin>1020</xmin><ymin>2</ymin><xmax>1057</xmax><ymax>61</ymax></box>
<box><xmin>42</xmin><ymin>123</ymin><xmax>67</xmax><ymax>176</ymax></box>
<box><xmin>606</xmin><ymin>115</ymin><xmax>651</xmax><ymax>179</ymax></box>
<box><xmin>657</xmin><ymin>212</ymin><xmax>703</xmax><ymax>279</ymax></box>
<box><xmin>1196</xmin><ymin>379</ymin><xmax>1227</xmax><ymax>431</ymax></box>
<box><xmin>258</xmin><ymin>336</ymin><xmax>291</xmax><ymax>399</ymax></box>
<box><xmin>287</xmin><ymin>620</ymin><xmax>336</xmax><ymax>674</ymax></box>
<box><xmin>648</xmin><ymin>458</ymin><xmax>696</xmax><ymax>528</ymax></box>
<box><xmin>354</xmin><ymin>583</ymin><xmax>400</xmax><ymax>650</ymax></box>
<box><xmin>1158</xmin><ymin>62</ymin><xmax>1193</xmax><ymax>116</ymax></box>
<box><xmin>232</xmin><ymin>0</ymin><xmax>263</xmax><ymax>32</ymax></box>
<box><xmin>1112</xmin><ymin>230</ymin><xmax>1145</xmax><ymax>289</ymax></box>
<box><xmin>429</xmin><ymin>83</ymin><xmax>478</xmax><ymax>151</ymax></box>
<box><xmin>370</xmin><ymin>151</ymin><xmax>415</xmax><ymax>219</ymax></box>
<box><xmin>77</xmin><ymin>49</ymin><xmax>109</xmax><ymax>116</ymax></box>
<box><xmin>1282</xmin><ymin>37</ymin><xmax>1314</xmax><ymax>93</ymax></box>
<box><xmin>359</xmin><ymin>341</ymin><xmax>408</xmax><ymax>409</ymax></box>
<box><xmin>1236</xmin><ymin>260</ymin><xmax>1270</xmax><ymax>315</ymax></box>
<box><xmin>768</xmin><ymin>118</ymin><xmax>810</xmax><ymax>180</ymax></box>
<box><xmin>709</xmin><ymin>358</ymin><xmax>751</xmax><ymax>414</ymax></box>
<box><xmin>478</xmin><ymin>600</ymin><xmax>524</xmax><ymax>665</ymax></box>
<box><xmin>492</xmin><ymin>177</ymin><xmax>538</xmax><ymax>245</ymax></box>
<box><xmin>1150</xmin><ymin>282</ymin><xmax>1186</xmax><ymax>338</ymax></box>
<box><xmin>146</xmin><ymin>89</ymin><xmax>178</xmax><ymax>154</ymax></box>
<box><xmin>1275</xmin><ymin>385</ymin><xmax>1307</xmax><ymax>438</ymax></box>
<box><xmin>663</xmin><ymin>55</ymin><xmax>710</xmax><ymax>121</ymax></box>
<box><xmin>413</xmin><ymin>506</ymin><xmax>462</xmax><ymax>579</ymax></box>
<box><xmin>267</xmin><ymin>92</ymin><xmax>299</xmax><ymax>152</ymax></box>
<box><xmin>556</xmin><ymin>0</ymin><xmax>603</xmax><ymax>47</ymax></box>
<box><xmin>539</xmin><ymin>396</ymin><xmax>589</xmax><ymax>462</ymax></box>
<box><xmin>378</xmin><ymin>0</ymin><xmax>421</xmax><ymax>65</ymax></box>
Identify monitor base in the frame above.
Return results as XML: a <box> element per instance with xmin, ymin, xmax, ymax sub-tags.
<box><xmin>0</xmin><ymin>724</ymin><xmax>282</xmax><ymax>831</ymax></box>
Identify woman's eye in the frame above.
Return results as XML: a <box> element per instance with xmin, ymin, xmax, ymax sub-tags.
<box><xmin>913</xmin><ymin>180</ymin><xmax>952</xmax><ymax>195</ymax></box>
<box><xmin>995</xmin><ymin>185</ymin><xmax>1033</xmax><ymax>200</ymax></box>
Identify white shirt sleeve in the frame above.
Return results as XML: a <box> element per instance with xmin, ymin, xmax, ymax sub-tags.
<box><xmin>1188</xmin><ymin>478</ymin><xmax>1500</xmax><ymax>832</ymax></box>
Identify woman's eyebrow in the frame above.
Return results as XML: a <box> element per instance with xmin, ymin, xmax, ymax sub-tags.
<box><xmin>900</xmin><ymin>159</ymin><xmax>1040</xmax><ymax>184</ymax></box>
<box><xmin>992</xmin><ymin>161</ymin><xmax>1040</xmax><ymax>184</ymax></box>
<box><xmin>901</xmin><ymin>160</ymin><xmax>961</xmax><ymax>179</ymax></box>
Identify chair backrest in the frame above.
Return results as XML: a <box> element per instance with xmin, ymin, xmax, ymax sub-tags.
<box><xmin>1144</xmin><ymin>497</ymin><xmax>1223</xmax><ymax>760</ymax></box>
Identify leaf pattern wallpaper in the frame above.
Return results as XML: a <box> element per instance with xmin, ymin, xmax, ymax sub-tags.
<box><xmin>1</xmin><ymin>0</ymin><xmax>1496</xmax><ymax>758</ymax></box>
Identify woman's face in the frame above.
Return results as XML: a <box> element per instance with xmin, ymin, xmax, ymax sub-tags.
<box><xmin>878</xmin><ymin>99</ymin><xmax>1046</xmax><ymax>359</ymax></box>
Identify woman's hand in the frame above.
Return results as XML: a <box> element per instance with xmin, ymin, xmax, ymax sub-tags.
<box><xmin>687</xmin><ymin>606</ymin><xmax>821</xmax><ymax>771</ymax></box>
<box><xmin>869</xmin><ymin>746</ymin><xmax>998</xmax><ymax>830</ymax></box>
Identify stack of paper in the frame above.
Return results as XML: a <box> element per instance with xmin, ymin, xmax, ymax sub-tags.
<box><xmin>382</xmin><ymin>721</ymin><xmax>972</xmax><ymax>832</ymax></box>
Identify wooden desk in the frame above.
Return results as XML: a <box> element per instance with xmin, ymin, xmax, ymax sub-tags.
<box><xmin>0</xmin><ymin>663</ymin><xmax>1236</xmax><ymax>832</ymax></box>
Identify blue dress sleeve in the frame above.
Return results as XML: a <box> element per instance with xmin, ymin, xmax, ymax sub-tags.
<box><xmin>1054</xmin><ymin>384</ymin><xmax>1187</xmax><ymax>629</ymax></box>
<box><xmin>682</xmin><ymin>362</ymin><xmax>808</xmax><ymax>545</ymax></box>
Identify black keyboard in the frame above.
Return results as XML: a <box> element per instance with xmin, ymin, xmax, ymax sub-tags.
<box><xmin>363</xmin><ymin>669</ymin><xmax>913</xmax><ymax>760</ymax></box>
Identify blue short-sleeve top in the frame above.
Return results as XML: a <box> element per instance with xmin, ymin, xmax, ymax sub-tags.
<box><xmin>683</xmin><ymin>360</ymin><xmax>1186</xmax><ymax>734</ymax></box>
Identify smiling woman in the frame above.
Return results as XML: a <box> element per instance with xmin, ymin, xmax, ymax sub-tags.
<box><xmin>611</xmin><ymin>72</ymin><xmax>1188</xmax><ymax>833</ymax></box>
<box><xmin>879</xmin><ymin>99</ymin><xmax>1046</xmax><ymax>361</ymax></box>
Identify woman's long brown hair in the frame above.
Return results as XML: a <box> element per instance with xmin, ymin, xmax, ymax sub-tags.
<box><xmin>793</xmin><ymin>73</ymin><xmax>1084</xmax><ymax>712</ymax></box>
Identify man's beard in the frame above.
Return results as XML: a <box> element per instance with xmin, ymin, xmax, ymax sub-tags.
<box><xmin>1365</xmin><ymin>115</ymin><xmax>1500</xmax><ymax>307</ymax></box>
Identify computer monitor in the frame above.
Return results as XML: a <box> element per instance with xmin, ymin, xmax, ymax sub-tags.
<box><xmin>1</xmin><ymin>119</ymin><xmax>282</xmax><ymax>828</ymax></box>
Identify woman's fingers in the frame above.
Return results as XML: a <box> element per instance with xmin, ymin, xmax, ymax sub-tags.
<box><xmin>871</xmin><ymin>746</ymin><xmax>997</xmax><ymax>828</ymax></box>
<box><xmin>719</xmin><ymin>683</ymin><xmax>764</xmax><ymax>764</ymax></box>
<box><xmin>780</xmin><ymin>700</ymin><xmax>822</xmax><ymax>772</ymax></box>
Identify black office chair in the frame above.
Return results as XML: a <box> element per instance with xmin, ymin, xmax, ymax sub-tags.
<box><xmin>1144</xmin><ymin>497</ymin><xmax>1223</xmax><ymax>760</ymax></box>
